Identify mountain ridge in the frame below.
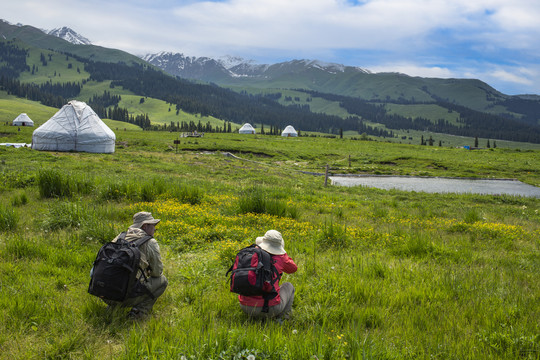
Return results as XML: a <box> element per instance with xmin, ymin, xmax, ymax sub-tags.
<box><xmin>47</xmin><ymin>26</ymin><xmax>91</xmax><ymax>45</ymax></box>
<box><xmin>0</xmin><ymin>19</ymin><xmax>146</xmax><ymax>65</ymax></box>
<box><xmin>142</xmin><ymin>51</ymin><xmax>371</xmax><ymax>82</ymax></box>
<box><xmin>1</xmin><ymin>19</ymin><xmax>540</xmax><ymax>143</ymax></box>
<box><xmin>142</xmin><ymin>51</ymin><xmax>517</xmax><ymax>116</ymax></box>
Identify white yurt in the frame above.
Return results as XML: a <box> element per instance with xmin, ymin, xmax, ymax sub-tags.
<box><xmin>239</xmin><ymin>123</ymin><xmax>256</xmax><ymax>134</ymax></box>
<box><xmin>32</xmin><ymin>100</ymin><xmax>116</xmax><ymax>153</ymax></box>
<box><xmin>12</xmin><ymin>113</ymin><xmax>34</xmax><ymax>127</ymax></box>
<box><xmin>281</xmin><ymin>125</ymin><xmax>298</xmax><ymax>137</ymax></box>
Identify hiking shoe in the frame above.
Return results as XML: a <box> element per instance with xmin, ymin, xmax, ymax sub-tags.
<box><xmin>127</xmin><ymin>308</ymin><xmax>146</xmax><ymax>320</ymax></box>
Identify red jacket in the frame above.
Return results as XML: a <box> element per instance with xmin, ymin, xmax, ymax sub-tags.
<box><xmin>239</xmin><ymin>253</ymin><xmax>297</xmax><ymax>307</ymax></box>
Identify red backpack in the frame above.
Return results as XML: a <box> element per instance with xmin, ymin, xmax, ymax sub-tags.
<box><xmin>226</xmin><ymin>244</ymin><xmax>280</xmax><ymax>312</ymax></box>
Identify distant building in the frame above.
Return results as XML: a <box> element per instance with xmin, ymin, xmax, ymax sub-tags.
<box><xmin>239</xmin><ymin>123</ymin><xmax>256</xmax><ymax>134</ymax></box>
<box><xmin>12</xmin><ymin>113</ymin><xmax>34</xmax><ymax>127</ymax></box>
<box><xmin>32</xmin><ymin>101</ymin><xmax>116</xmax><ymax>153</ymax></box>
<box><xmin>281</xmin><ymin>125</ymin><xmax>298</xmax><ymax>137</ymax></box>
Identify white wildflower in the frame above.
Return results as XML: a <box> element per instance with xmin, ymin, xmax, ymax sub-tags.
<box><xmin>292</xmin><ymin>329</ymin><xmax>298</xmax><ymax>335</ymax></box>
<box><xmin>247</xmin><ymin>355</ymin><xmax>256</xmax><ymax>360</ymax></box>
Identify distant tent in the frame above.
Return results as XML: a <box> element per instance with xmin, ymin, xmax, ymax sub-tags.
<box><xmin>12</xmin><ymin>113</ymin><xmax>34</xmax><ymax>127</ymax></box>
<box><xmin>281</xmin><ymin>125</ymin><xmax>298</xmax><ymax>137</ymax></box>
<box><xmin>239</xmin><ymin>123</ymin><xmax>256</xmax><ymax>134</ymax></box>
<box><xmin>32</xmin><ymin>101</ymin><xmax>116</xmax><ymax>153</ymax></box>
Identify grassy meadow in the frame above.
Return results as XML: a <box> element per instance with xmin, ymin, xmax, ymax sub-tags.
<box><xmin>0</xmin><ymin>126</ymin><xmax>539</xmax><ymax>359</ymax></box>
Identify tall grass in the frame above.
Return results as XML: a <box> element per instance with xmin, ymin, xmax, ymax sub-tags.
<box><xmin>0</xmin><ymin>204</ymin><xmax>18</xmax><ymax>231</ymax></box>
<box><xmin>238</xmin><ymin>186</ymin><xmax>296</xmax><ymax>218</ymax></box>
<box><xmin>10</xmin><ymin>192</ymin><xmax>28</xmax><ymax>207</ymax></box>
<box><xmin>318</xmin><ymin>219</ymin><xmax>349</xmax><ymax>249</ymax></box>
<box><xmin>0</xmin><ymin>133</ymin><xmax>539</xmax><ymax>359</ymax></box>
<box><xmin>41</xmin><ymin>200</ymin><xmax>85</xmax><ymax>231</ymax></box>
<box><xmin>167</xmin><ymin>183</ymin><xmax>203</xmax><ymax>205</ymax></box>
<box><xmin>37</xmin><ymin>169</ymin><xmax>94</xmax><ymax>198</ymax></box>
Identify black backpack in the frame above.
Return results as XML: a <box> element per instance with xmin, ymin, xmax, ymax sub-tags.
<box><xmin>226</xmin><ymin>244</ymin><xmax>280</xmax><ymax>313</ymax></box>
<box><xmin>88</xmin><ymin>232</ymin><xmax>153</xmax><ymax>302</ymax></box>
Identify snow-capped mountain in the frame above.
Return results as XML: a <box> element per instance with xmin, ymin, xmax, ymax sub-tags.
<box><xmin>142</xmin><ymin>51</ymin><xmax>369</xmax><ymax>82</ymax></box>
<box><xmin>142</xmin><ymin>52</ymin><xmax>231</xmax><ymax>81</ymax></box>
<box><xmin>48</xmin><ymin>27</ymin><xmax>91</xmax><ymax>45</ymax></box>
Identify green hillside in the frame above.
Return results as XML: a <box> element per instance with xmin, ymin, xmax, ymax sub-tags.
<box><xmin>2</xmin><ymin>21</ymin><xmax>540</xmax><ymax>145</ymax></box>
<box><xmin>118</xmin><ymin>95</ymin><xmax>229</xmax><ymax>129</ymax></box>
<box><xmin>0</xmin><ymin>21</ymin><xmax>146</xmax><ymax>65</ymax></box>
<box><xmin>17</xmin><ymin>42</ymin><xmax>90</xmax><ymax>85</ymax></box>
<box><xmin>0</xmin><ymin>92</ymin><xmax>58</xmax><ymax>126</ymax></box>
<box><xmin>220</xmin><ymin>68</ymin><xmax>508</xmax><ymax>113</ymax></box>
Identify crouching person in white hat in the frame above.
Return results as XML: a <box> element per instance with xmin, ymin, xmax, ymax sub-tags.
<box><xmin>239</xmin><ymin>230</ymin><xmax>297</xmax><ymax>320</ymax></box>
<box><xmin>105</xmin><ymin>211</ymin><xmax>168</xmax><ymax>319</ymax></box>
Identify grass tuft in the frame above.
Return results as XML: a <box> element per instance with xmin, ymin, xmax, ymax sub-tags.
<box><xmin>0</xmin><ymin>204</ymin><xmax>18</xmax><ymax>231</ymax></box>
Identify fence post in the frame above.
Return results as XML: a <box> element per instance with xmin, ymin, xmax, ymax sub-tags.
<box><xmin>324</xmin><ymin>164</ymin><xmax>329</xmax><ymax>186</ymax></box>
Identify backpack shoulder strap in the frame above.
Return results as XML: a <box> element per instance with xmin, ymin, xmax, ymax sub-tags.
<box><xmin>130</xmin><ymin>234</ymin><xmax>153</xmax><ymax>248</ymax></box>
<box><xmin>116</xmin><ymin>231</ymin><xmax>127</xmax><ymax>242</ymax></box>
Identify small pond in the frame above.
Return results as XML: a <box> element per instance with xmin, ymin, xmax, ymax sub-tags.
<box><xmin>330</xmin><ymin>176</ymin><xmax>540</xmax><ymax>198</ymax></box>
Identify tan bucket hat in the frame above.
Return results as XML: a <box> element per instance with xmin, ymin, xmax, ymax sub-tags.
<box><xmin>256</xmin><ymin>230</ymin><xmax>286</xmax><ymax>255</ymax></box>
<box><xmin>132</xmin><ymin>211</ymin><xmax>160</xmax><ymax>229</ymax></box>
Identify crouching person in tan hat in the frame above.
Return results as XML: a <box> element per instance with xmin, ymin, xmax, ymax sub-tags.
<box><xmin>239</xmin><ymin>230</ymin><xmax>297</xmax><ymax>321</ymax></box>
<box><xmin>105</xmin><ymin>211</ymin><xmax>168</xmax><ymax>319</ymax></box>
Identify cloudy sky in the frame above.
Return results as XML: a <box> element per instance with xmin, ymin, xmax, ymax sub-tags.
<box><xmin>3</xmin><ymin>0</ymin><xmax>540</xmax><ymax>95</ymax></box>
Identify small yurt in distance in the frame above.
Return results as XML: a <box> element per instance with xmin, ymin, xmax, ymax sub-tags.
<box><xmin>281</xmin><ymin>125</ymin><xmax>298</xmax><ymax>137</ymax></box>
<box><xmin>32</xmin><ymin>100</ymin><xmax>116</xmax><ymax>153</ymax></box>
<box><xmin>239</xmin><ymin>123</ymin><xmax>256</xmax><ymax>134</ymax></box>
<box><xmin>12</xmin><ymin>113</ymin><xmax>34</xmax><ymax>127</ymax></box>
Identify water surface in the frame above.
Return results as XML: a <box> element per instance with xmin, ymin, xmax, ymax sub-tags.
<box><xmin>330</xmin><ymin>176</ymin><xmax>540</xmax><ymax>198</ymax></box>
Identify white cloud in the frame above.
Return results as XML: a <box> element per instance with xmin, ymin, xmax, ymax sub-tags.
<box><xmin>489</xmin><ymin>69</ymin><xmax>533</xmax><ymax>86</ymax></box>
<box><xmin>2</xmin><ymin>0</ymin><xmax>540</xmax><ymax>93</ymax></box>
<box><xmin>369</xmin><ymin>63</ymin><xmax>455</xmax><ymax>79</ymax></box>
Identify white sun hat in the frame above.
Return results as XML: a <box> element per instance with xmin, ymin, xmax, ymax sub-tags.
<box><xmin>256</xmin><ymin>230</ymin><xmax>286</xmax><ymax>255</ymax></box>
<box><xmin>132</xmin><ymin>211</ymin><xmax>160</xmax><ymax>229</ymax></box>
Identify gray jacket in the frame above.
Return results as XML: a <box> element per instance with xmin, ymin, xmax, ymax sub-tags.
<box><xmin>113</xmin><ymin>227</ymin><xmax>164</xmax><ymax>278</ymax></box>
